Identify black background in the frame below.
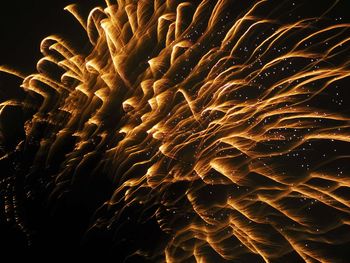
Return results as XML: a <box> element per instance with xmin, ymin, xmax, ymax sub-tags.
<box><xmin>0</xmin><ymin>0</ymin><xmax>350</xmax><ymax>260</ymax></box>
<box><xmin>0</xmin><ymin>1</ymin><xmax>103</xmax><ymax>259</ymax></box>
<box><xmin>0</xmin><ymin>0</ymin><xmax>101</xmax><ymax>73</ymax></box>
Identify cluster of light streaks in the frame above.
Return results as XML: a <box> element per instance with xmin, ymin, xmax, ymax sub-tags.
<box><xmin>1</xmin><ymin>0</ymin><xmax>350</xmax><ymax>261</ymax></box>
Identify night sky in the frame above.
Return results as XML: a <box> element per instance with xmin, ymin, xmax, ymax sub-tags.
<box><xmin>1</xmin><ymin>0</ymin><xmax>350</xmax><ymax>261</ymax></box>
<box><xmin>0</xmin><ymin>0</ymin><xmax>102</xmax><ymax>258</ymax></box>
<box><xmin>0</xmin><ymin>1</ymin><xmax>101</xmax><ymax>72</ymax></box>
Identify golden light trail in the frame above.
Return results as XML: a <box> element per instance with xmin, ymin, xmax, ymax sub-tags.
<box><xmin>1</xmin><ymin>0</ymin><xmax>349</xmax><ymax>261</ymax></box>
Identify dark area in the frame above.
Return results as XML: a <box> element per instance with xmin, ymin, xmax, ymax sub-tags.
<box><xmin>0</xmin><ymin>0</ymin><xmax>104</xmax><ymax>258</ymax></box>
<box><xmin>0</xmin><ymin>0</ymin><xmax>102</xmax><ymax>73</ymax></box>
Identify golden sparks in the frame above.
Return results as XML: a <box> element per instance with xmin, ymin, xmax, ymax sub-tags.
<box><xmin>1</xmin><ymin>0</ymin><xmax>350</xmax><ymax>262</ymax></box>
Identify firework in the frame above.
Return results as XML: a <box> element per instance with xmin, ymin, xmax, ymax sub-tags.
<box><xmin>1</xmin><ymin>0</ymin><xmax>350</xmax><ymax>261</ymax></box>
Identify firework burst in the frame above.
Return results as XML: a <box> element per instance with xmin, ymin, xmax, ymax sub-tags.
<box><xmin>1</xmin><ymin>0</ymin><xmax>350</xmax><ymax>262</ymax></box>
